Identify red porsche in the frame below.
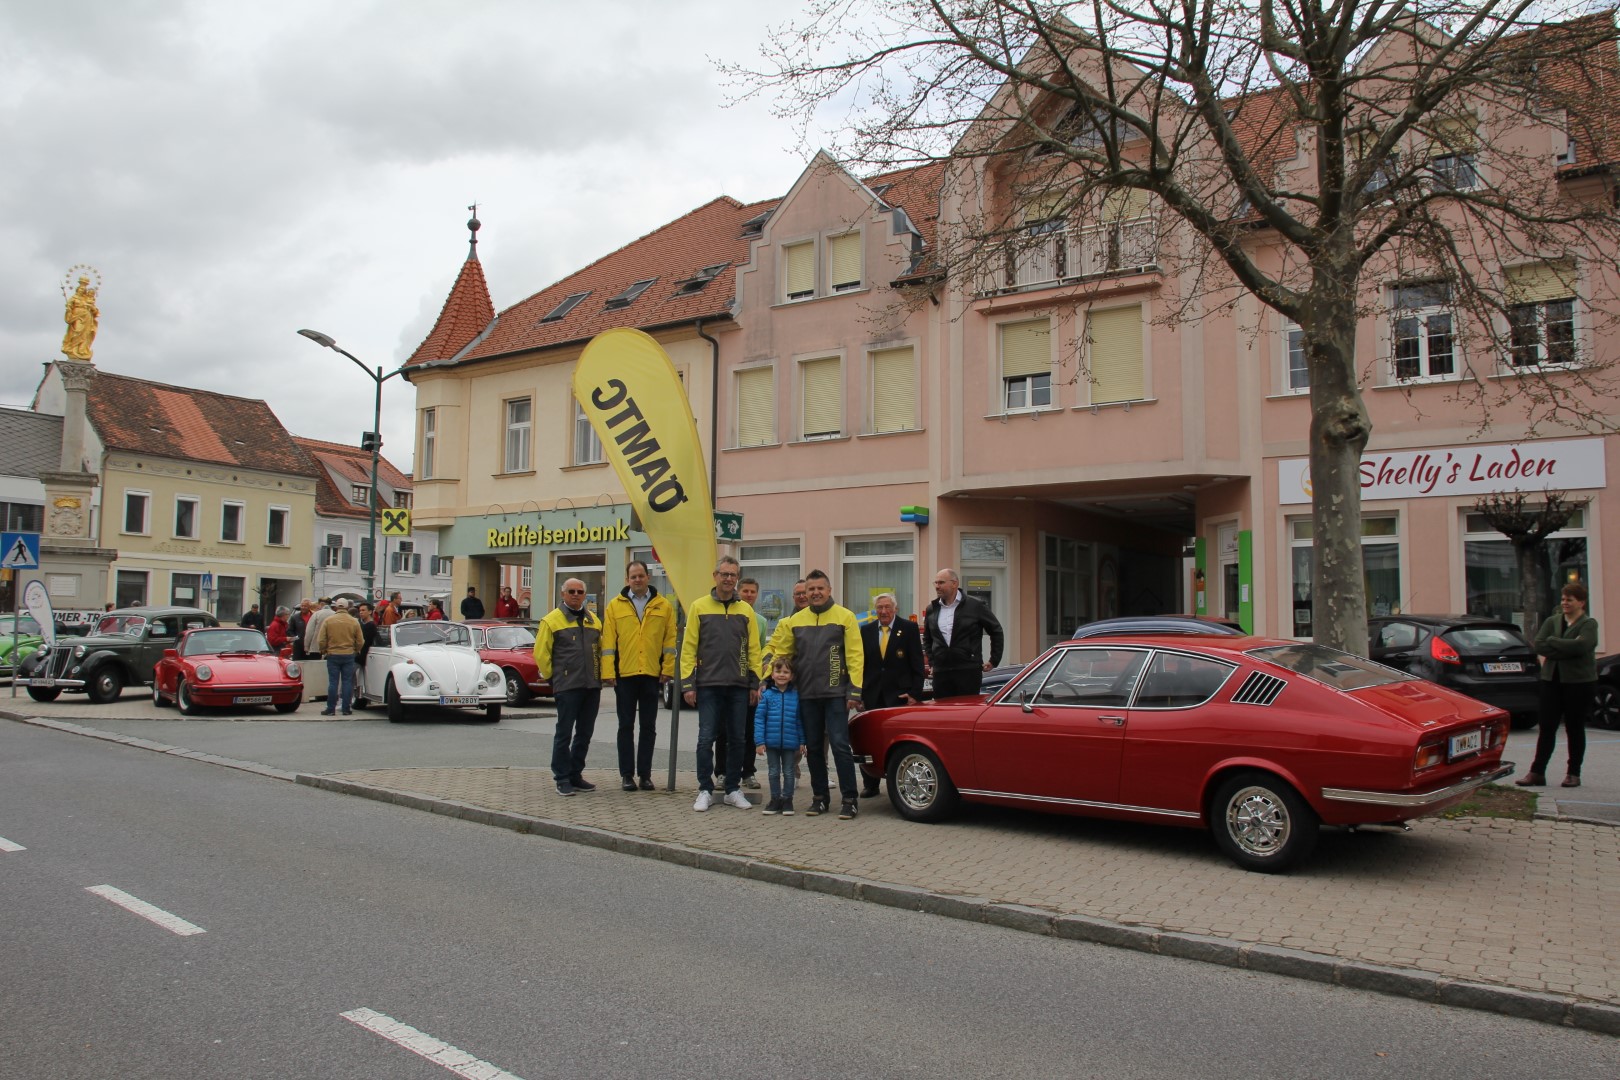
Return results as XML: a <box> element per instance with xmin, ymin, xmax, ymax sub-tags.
<box><xmin>152</xmin><ymin>627</ymin><xmax>303</xmax><ymax>715</ymax></box>
<box><xmin>852</xmin><ymin>635</ymin><xmax>1513</xmax><ymax>872</ymax></box>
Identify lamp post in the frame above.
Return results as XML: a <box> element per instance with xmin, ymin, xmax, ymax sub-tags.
<box><xmin>296</xmin><ymin>329</ymin><xmax>406</xmax><ymax>602</ymax></box>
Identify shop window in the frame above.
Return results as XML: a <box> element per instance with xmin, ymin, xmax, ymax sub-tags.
<box><xmin>170</xmin><ymin>572</ymin><xmax>202</xmax><ymax>606</ymax></box>
<box><xmin>1390</xmin><ymin>282</ymin><xmax>1455</xmax><ymax>381</ymax></box>
<box><xmin>735</xmin><ymin>366</ymin><xmax>775</xmax><ymax>447</ymax></box>
<box><xmin>1043</xmin><ymin>534</ymin><xmax>1093</xmax><ymax>650</ymax></box>
<box><xmin>1287</xmin><ymin>515</ymin><xmax>1401</xmax><ymax>638</ymax></box>
<box><xmin>841</xmin><ymin>536</ymin><xmax>914</xmax><ymax>620</ymax></box>
<box><xmin>116</xmin><ymin>569</ymin><xmax>149</xmax><ymax>608</ymax></box>
<box><xmin>1463</xmin><ymin>506</ymin><xmax>1588</xmax><ymax>626</ymax></box>
<box><xmin>216</xmin><ymin>576</ymin><xmax>245</xmax><ymax>623</ymax></box>
<box><xmin>739</xmin><ymin>542</ymin><xmax>801</xmax><ymax>636</ymax></box>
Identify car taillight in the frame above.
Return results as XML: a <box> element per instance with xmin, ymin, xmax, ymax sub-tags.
<box><xmin>1414</xmin><ymin>741</ymin><xmax>1447</xmax><ymax>771</ymax></box>
<box><xmin>1430</xmin><ymin>637</ymin><xmax>1462</xmax><ymax>666</ymax></box>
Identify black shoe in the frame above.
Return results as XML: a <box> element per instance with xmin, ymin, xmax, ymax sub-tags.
<box><xmin>762</xmin><ymin>797</ymin><xmax>782</xmax><ymax>815</ymax></box>
<box><xmin>556</xmin><ymin>781</ymin><xmax>575</xmax><ymax>796</ymax></box>
<box><xmin>621</xmin><ymin>777</ymin><xmax>638</xmax><ymax>792</ymax></box>
<box><xmin>860</xmin><ymin>785</ymin><xmax>880</xmax><ymax>798</ymax></box>
<box><xmin>571</xmin><ymin>776</ymin><xmax>597</xmax><ymax>792</ymax></box>
<box><xmin>638</xmin><ymin>777</ymin><xmax>655</xmax><ymax>791</ymax></box>
<box><xmin>839</xmin><ymin>799</ymin><xmax>858</xmax><ymax>820</ymax></box>
<box><xmin>806</xmin><ymin>797</ymin><xmax>830</xmax><ymax>816</ymax></box>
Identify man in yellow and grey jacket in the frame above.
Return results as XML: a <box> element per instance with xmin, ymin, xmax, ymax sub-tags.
<box><xmin>679</xmin><ymin>555</ymin><xmax>761</xmax><ymax>812</ymax></box>
<box><xmin>534</xmin><ymin>578</ymin><xmax>603</xmax><ymax>797</ymax></box>
<box><xmin>600</xmin><ymin>560</ymin><xmax>677</xmax><ymax>792</ymax></box>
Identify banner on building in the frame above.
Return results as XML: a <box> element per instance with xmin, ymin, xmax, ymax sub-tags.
<box><xmin>1279</xmin><ymin>437</ymin><xmax>1607</xmax><ymax>504</ymax></box>
<box><xmin>573</xmin><ymin>329</ymin><xmax>716</xmax><ymax>612</ymax></box>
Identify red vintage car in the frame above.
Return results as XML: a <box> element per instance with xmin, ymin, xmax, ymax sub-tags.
<box><xmin>152</xmin><ymin>627</ymin><xmax>303</xmax><ymax>715</ymax></box>
<box><xmin>465</xmin><ymin>621</ymin><xmax>552</xmax><ymax>705</ymax></box>
<box><xmin>852</xmin><ymin>635</ymin><xmax>1513</xmax><ymax>872</ymax></box>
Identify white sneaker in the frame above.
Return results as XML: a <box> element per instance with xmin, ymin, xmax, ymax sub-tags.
<box><xmin>722</xmin><ymin>790</ymin><xmax>751</xmax><ymax>810</ymax></box>
<box><xmin>693</xmin><ymin>790</ymin><xmax>713</xmax><ymax>812</ymax></box>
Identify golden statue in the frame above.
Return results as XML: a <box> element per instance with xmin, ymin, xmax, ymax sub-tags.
<box><xmin>62</xmin><ymin>275</ymin><xmax>99</xmax><ymax>361</ymax></box>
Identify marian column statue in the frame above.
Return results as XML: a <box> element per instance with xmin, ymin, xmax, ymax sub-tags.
<box><xmin>61</xmin><ymin>275</ymin><xmax>99</xmax><ymax>361</ymax></box>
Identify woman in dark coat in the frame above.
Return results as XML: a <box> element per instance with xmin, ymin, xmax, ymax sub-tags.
<box><xmin>1517</xmin><ymin>583</ymin><xmax>1599</xmax><ymax>788</ymax></box>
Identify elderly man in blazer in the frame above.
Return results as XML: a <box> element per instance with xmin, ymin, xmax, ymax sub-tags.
<box><xmin>858</xmin><ymin>592</ymin><xmax>925</xmax><ymax>797</ymax></box>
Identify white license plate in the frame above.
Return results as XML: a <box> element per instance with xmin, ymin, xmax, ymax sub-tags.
<box><xmin>1481</xmin><ymin>662</ymin><xmax>1523</xmax><ymax>673</ymax></box>
<box><xmin>234</xmin><ymin>695</ymin><xmax>272</xmax><ymax>705</ymax></box>
<box><xmin>440</xmin><ymin>695</ymin><xmax>480</xmax><ymax>706</ymax></box>
<box><xmin>1449</xmin><ymin>730</ymin><xmax>1483</xmax><ymax>759</ymax></box>
<box><xmin>38</xmin><ymin>676</ymin><xmax>56</xmax><ymax>688</ymax></box>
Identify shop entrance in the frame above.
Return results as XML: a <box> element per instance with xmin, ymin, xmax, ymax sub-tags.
<box><xmin>554</xmin><ymin>551</ymin><xmax>607</xmax><ymax>616</ymax></box>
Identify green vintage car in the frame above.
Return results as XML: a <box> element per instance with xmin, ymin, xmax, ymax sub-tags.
<box><xmin>0</xmin><ymin>614</ymin><xmax>46</xmax><ymax>678</ymax></box>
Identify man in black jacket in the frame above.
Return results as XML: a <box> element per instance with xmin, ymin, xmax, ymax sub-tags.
<box><xmin>859</xmin><ymin>592</ymin><xmax>925</xmax><ymax>796</ymax></box>
<box><xmin>923</xmin><ymin>568</ymin><xmax>1004</xmax><ymax>699</ymax></box>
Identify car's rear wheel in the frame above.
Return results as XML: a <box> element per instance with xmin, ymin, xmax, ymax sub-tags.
<box><xmin>483</xmin><ymin>703</ymin><xmax>502</xmax><ymax>723</ymax></box>
<box><xmin>504</xmin><ymin>670</ymin><xmax>529</xmax><ymax>706</ymax></box>
<box><xmin>1210</xmin><ymin>771</ymin><xmax>1318</xmax><ymax>873</ymax></box>
<box><xmin>1592</xmin><ymin>683</ymin><xmax>1620</xmax><ymax>730</ymax></box>
<box><xmin>26</xmin><ymin>686</ymin><xmax>61</xmax><ymax>703</ymax></box>
<box><xmin>886</xmin><ymin>745</ymin><xmax>960</xmax><ymax>823</ymax></box>
<box><xmin>385</xmin><ymin>677</ymin><xmax>405</xmax><ymax>723</ymax></box>
<box><xmin>152</xmin><ymin>679</ymin><xmax>170</xmax><ymax>707</ymax></box>
<box><xmin>273</xmin><ymin>699</ymin><xmax>300</xmax><ymax>714</ymax></box>
<box><xmin>86</xmin><ymin>668</ymin><xmax>123</xmax><ymax>705</ymax></box>
<box><xmin>177</xmin><ymin>680</ymin><xmax>201</xmax><ymax>716</ymax></box>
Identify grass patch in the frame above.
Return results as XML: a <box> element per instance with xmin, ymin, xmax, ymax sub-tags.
<box><xmin>1438</xmin><ymin>783</ymin><xmax>1537</xmax><ymax>821</ymax></box>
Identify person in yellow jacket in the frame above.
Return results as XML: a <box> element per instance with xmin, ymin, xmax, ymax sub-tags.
<box><xmin>600</xmin><ymin>560</ymin><xmax>677</xmax><ymax>792</ymax></box>
<box><xmin>534</xmin><ymin>578</ymin><xmax>603</xmax><ymax>797</ymax></box>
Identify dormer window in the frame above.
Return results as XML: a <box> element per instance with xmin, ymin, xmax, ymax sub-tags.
<box><xmin>741</xmin><ymin>210</ymin><xmax>771</xmax><ymax>237</ymax></box>
<box><xmin>674</xmin><ymin>264</ymin><xmax>728</xmax><ymax>295</ymax></box>
<box><xmin>604</xmin><ymin>279</ymin><xmax>655</xmax><ymax>309</ymax></box>
<box><xmin>540</xmin><ymin>291</ymin><xmax>590</xmax><ymax>323</ymax></box>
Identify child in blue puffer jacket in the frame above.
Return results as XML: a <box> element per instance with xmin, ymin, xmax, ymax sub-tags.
<box><xmin>754</xmin><ymin>659</ymin><xmax>804</xmax><ymax>815</ymax></box>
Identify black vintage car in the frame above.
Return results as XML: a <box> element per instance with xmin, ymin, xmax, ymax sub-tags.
<box><xmin>18</xmin><ymin>606</ymin><xmax>218</xmax><ymax>704</ymax></box>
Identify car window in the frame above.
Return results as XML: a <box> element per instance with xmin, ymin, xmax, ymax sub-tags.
<box><xmin>394</xmin><ymin>621</ymin><xmax>474</xmax><ymax>648</ymax></box>
<box><xmin>98</xmin><ymin>615</ymin><xmax>146</xmax><ymax>637</ymax></box>
<box><xmin>1449</xmin><ymin>627</ymin><xmax>1527</xmax><ymax>651</ymax></box>
<box><xmin>2</xmin><ymin>616</ymin><xmax>42</xmax><ymax>635</ymax></box>
<box><xmin>1030</xmin><ymin>647</ymin><xmax>1148</xmax><ymax>708</ymax></box>
<box><xmin>1375</xmin><ymin>622</ymin><xmax>1419</xmax><ymax>649</ymax></box>
<box><xmin>1132</xmin><ymin>651</ymin><xmax>1234</xmax><ymax>708</ymax></box>
<box><xmin>486</xmin><ymin>626</ymin><xmax>536</xmax><ymax>650</ymax></box>
<box><xmin>999</xmin><ymin>652</ymin><xmax>1063</xmax><ymax>701</ymax></box>
<box><xmin>1248</xmin><ymin>644</ymin><xmax>1409</xmax><ymax>690</ymax></box>
<box><xmin>182</xmin><ymin>630</ymin><xmax>270</xmax><ymax>656</ymax></box>
<box><xmin>148</xmin><ymin>619</ymin><xmax>173</xmax><ymax>638</ymax></box>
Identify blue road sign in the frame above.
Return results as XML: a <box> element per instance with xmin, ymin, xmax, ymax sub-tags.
<box><xmin>0</xmin><ymin>532</ymin><xmax>40</xmax><ymax>570</ymax></box>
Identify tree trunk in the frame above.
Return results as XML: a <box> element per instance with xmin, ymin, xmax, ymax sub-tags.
<box><xmin>1305</xmin><ymin>293</ymin><xmax>1372</xmax><ymax>655</ymax></box>
<box><xmin>1515</xmin><ymin>541</ymin><xmax>1547</xmax><ymax>637</ymax></box>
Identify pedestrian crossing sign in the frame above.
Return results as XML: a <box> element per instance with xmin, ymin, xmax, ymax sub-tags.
<box><xmin>380</xmin><ymin>508</ymin><xmax>411</xmax><ymax>536</ymax></box>
<box><xmin>0</xmin><ymin>532</ymin><xmax>40</xmax><ymax>570</ymax></box>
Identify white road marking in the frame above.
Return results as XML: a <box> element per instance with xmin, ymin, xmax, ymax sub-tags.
<box><xmin>84</xmin><ymin>885</ymin><xmax>207</xmax><ymax>936</ymax></box>
<box><xmin>341</xmin><ymin>1008</ymin><xmax>526</xmax><ymax>1080</ymax></box>
<box><xmin>0</xmin><ymin>836</ymin><xmax>24</xmax><ymax>852</ymax></box>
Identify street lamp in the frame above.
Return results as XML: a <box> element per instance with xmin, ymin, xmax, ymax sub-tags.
<box><xmin>296</xmin><ymin>329</ymin><xmax>406</xmax><ymax>601</ymax></box>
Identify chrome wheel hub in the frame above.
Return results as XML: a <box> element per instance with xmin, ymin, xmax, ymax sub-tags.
<box><xmin>894</xmin><ymin>753</ymin><xmax>938</xmax><ymax>810</ymax></box>
<box><xmin>1226</xmin><ymin>786</ymin><xmax>1289</xmax><ymax>856</ymax></box>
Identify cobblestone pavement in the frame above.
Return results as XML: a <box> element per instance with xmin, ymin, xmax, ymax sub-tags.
<box><xmin>324</xmin><ymin>764</ymin><xmax>1620</xmax><ymax>1007</ymax></box>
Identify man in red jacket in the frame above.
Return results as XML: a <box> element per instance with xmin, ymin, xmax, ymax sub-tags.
<box><xmin>494</xmin><ymin>585</ymin><xmax>521</xmax><ymax>619</ymax></box>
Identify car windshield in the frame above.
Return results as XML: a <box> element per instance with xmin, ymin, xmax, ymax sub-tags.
<box><xmin>484</xmin><ymin>626</ymin><xmax>535</xmax><ymax>650</ymax></box>
<box><xmin>181</xmin><ymin>629</ymin><xmax>271</xmax><ymax>657</ymax></box>
<box><xmin>1247</xmin><ymin>643</ymin><xmax>1408</xmax><ymax>691</ymax></box>
<box><xmin>394</xmin><ymin>621</ymin><xmax>473</xmax><ymax>648</ymax></box>
<box><xmin>1448</xmin><ymin>627</ymin><xmax>1527</xmax><ymax>651</ymax></box>
<box><xmin>96</xmin><ymin>615</ymin><xmax>147</xmax><ymax>637</ymax></box>
<box><xmin>0</xmin><ymin>616</ymin><xmax>41</xmax><ymax>635</ymax></box>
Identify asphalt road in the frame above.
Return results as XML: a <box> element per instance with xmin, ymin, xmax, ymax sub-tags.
<box><xmin>3</xmin><ymin>722</ymin><xmax>1618</xmax><ymax>1080</ymax></box>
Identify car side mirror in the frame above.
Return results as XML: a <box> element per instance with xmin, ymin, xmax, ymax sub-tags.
<box><xmin>1021</xmin><ymin>690</ymin><xmax>1034</xmax><ymax>714</ymax></box>
<box><xmin>163</xmin><ymin>649</ymin><xmax>177</xmax><ymax>659</ymax></box>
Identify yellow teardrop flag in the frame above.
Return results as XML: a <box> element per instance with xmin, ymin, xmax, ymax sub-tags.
<box><xmin>573</xmin><ymin>328</ymin><xmax>717</xmax><ymax>612</ymax></box>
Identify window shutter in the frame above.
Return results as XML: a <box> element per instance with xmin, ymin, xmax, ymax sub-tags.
<box><xmin>1023</xmin><ymin>192</ymin><xmax>1065</xmax><ymax>224</ymax></box>
<box><xmin>1000</xmin><ymin>320</ymin><xmax>1052</xmax><ymax>378</ymax></box>
<box><xmin>828</xmin><ymin>233</ymin><xmax>862</xmax><ymax>290</ymax></box>
<box><xmin>1429</xmin><ymin>116</ymin><xmax>1477</xmax><ymax>152</ymax></box>
<box><xmin>1102</xmin><ymin>188</ymin><xmax>1151</xmax><ymax>222</ymax></box>
<box><xmin>1506</xmin><ymin>261</ymin><xmax>1576</xmax><ymax>304</ymax></box>
<box><xmin>1087</xmin><ymin>305</ymin><xmax>1144</xmax><ymax>403</ymax></box>
<box><xmin>389</xmin><ymin>551</ymin><xmax>401</xmax><ymax>574</ymax></box>
<box><xmin>784</xmin><ymin>242</ymin><xmax>816</xmax><ymax>299</ymax></box>
<box><xmin>341</xmin><ymin>547</ymin><xmax>353</xmax><ymax>570</ymax></box>
<box><xmin>801</xmin><ymin>357</ymin><xmax>842</xmax><ymax>437</ymax></box>
<box><xmin>736</xmin><ymin>367</ymin><xmax>775</xmax><ymax>447</ymax></box>
<box><xmin>412</xmin><ymin>554</ymin><xmax>422</xmax><ymax>575</ymax></box>
<box><xmin>360</xmin><ymin>537</ymin><xmax>374</xmax><ymax>572</ymax></box>
<box><xmin>870</xmin><ymin>347</ymin><xmax>915</xmax><ymax>433</ymax></box>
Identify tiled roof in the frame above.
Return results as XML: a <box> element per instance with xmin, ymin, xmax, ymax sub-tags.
<box><xmin>406</xmin><ymin>253</ymin><xmax>495</xmax><ymax>366</ymax></box>
<box><xmin>85</xmin><ymin>369</ymin><xmax>318</xmax><ymax>477</ymax></box>
<box><xmin>0</xmin><ymin>406</ymin><xmax>63</xmax><ymax>479</ymax></box>
<box><xmin>866</xmin><ymin>161</ymin><xmax>944</xmax><ymax>254</ymax></box>
<box><xmin>294</xmin><ymin>435</ymin><xmax>411</xmax><ymax>518</ymax></box>
<box><xmin>1529</xmin><ymin>12</ymin><xmax>1620</xmax><ymax>171</ymax></box>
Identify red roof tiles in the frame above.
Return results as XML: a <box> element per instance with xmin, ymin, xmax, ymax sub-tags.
<box><xmin>294</xmin><ymin>435</ymin><xmax>412</xmax><ymax>518</ymax></box>
<box><xmin>407</xmin><ymin>254</ymin><xmax>496</xmax><ymax>366</ymax></box>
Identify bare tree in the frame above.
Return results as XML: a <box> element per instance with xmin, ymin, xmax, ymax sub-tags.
<box><xmin>732</xmin><ymin>0</ymin><xmax>1620</xmax><ymax>652</ymax></box>
<box><xmin>1471</xmin><ymin>489</ymin><xmax>1589</xmax><ymax>631</ymax></box>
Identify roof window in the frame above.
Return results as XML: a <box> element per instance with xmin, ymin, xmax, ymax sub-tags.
<box><xmin>674</xmin><ymin>264</ymin><xmax>728</xmax><ymax>295</ymax></box>
<box><xmin>540</xmin><ymin>291</ymin><xmax>590</xmax><ymax>323</ymax></box>
<box><xmin>604</xmin><ymin>279</ymin><xmax>656</xmax><ymax>310</ymax></box>
<box><xmin>741</xmin><ymin>211</ymin><xmax>771</xmax><ymax>237</ymax></box>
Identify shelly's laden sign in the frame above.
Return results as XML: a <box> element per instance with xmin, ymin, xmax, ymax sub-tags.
<box><xmin>1279</xmin><ymin>437</ymin><xmax>1606</xmax><ymax>504</ymax></box>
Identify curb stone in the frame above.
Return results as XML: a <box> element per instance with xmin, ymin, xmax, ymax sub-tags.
<box><xmin>292</xmin><ymin>772</ymin><xmax>1620</xmax><ymax>1037</ymax></box>
<box><xmin>6</xmin><ymin>713</ymin><xmax>295</xmax><ymax>781</ymax></box>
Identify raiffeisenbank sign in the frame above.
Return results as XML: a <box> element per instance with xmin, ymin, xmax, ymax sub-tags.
<box><xmin>485</xmin><ymin>515</ymin><xmax>632</xmax><ymax>550</ymax></box>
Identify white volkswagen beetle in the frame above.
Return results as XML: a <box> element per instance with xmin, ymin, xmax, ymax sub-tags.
<box><xmin>359</xmin><ymin>619</ymin><xmax>505</xmax><ymax>722</ymax></box>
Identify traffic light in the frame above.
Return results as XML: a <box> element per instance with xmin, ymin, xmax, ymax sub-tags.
<box><xmin>360</xmin><ymin>431</ymin><xmax>381</xmax><ymax>452</ymax></box>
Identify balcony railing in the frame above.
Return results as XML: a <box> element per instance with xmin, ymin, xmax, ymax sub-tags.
<box><xmin>991</xmin><ymin>219</ymin><xmax>1158</xmax><ymax>293</ymax></box>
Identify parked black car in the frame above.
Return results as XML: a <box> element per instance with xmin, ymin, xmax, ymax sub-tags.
<box><xmin>978</xmin><ymin>615</ymin><xmax>1247</xmax><ymax>696</ymax></box>
<box><xmin>18</xmin><ymin>606</ymin><xmax>218</xmax><ymax>704</ymax></box>
<box><xmin>1594</xmin><ymin>653</ymin><xmax>1620</xmax><ymax>730</ymax></box>
<box><xmin>1366</xmin><ymin>614</ymin><xmax>1540</xmax><ymax>728</ymax></box>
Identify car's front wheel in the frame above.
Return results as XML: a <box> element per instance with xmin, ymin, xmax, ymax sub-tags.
<box><xmin>385</xmin><ymin>677</ymin><xmax>405</xmax><ymax>723</ymax></box>
<box><xmin>86</xmin><ymin>668</ymin><xmax>123</xmax><ymax>705</ymax></box>
<box><xmin>273</xmin><ymin>699</ymin><xmax>300</xmax><ymax>714</ymax></box>
<box><xmin>504</xmin><ymin>670</ymin><xmax>529</xmax><ymax>706</ymax></box>
<box><xmin>483</xmin><ymin>703</ymin><xmax>502</xmax><ymax>723</ymax></box>
<box><xmin>1592</xmin><ymin>682</ymin><xmax>1620</xmax><ymax>730</ymax></box>
<box><xmin>887</xmin><ymin>745</ymin><xmax>961</xmax><ymax>823</ymax></box>
<box><xmin>26</xmin><ymin>686</ymin><xmax>61</xmax><ymax>703</ymax></box>
<box><xmin>1210</xmin><ymin>771</ymin><xmax>1318</xmax><ymax>873</ymax></box>
<box><xmin>177</xmin><ymin>680</ymin><xmax>202</xmax><ymax>716</ymax></box>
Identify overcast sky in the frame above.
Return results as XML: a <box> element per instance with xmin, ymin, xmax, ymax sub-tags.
<box><xmin>0</xmin><ymin>0</ymin><xmax>824</xmax><ymax>473</ymax></box>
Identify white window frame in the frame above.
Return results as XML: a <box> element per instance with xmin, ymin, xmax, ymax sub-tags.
<box><xmin>173</xmin><ymin>495</ymin><xmax>200</xmax><ymax>540</ymax></box>
<box><xmin>573</xmin><ymin>399</ymin><xmax>604</xmax><ymax>466</ymax></box>
<box><xmin>1004</xmin><ymin>373</ymin><xmax>1053</xmax><ymax>412</ymax></box>
<box><xmin>267</xmin><ymin>505</ymin><xmax>291</xmax><ymax>547</ymax></box>
<box><xmin>998</xmin><ymin>318</ymin><xmax>1055</xmax><ymax>416</ymax></box>
<box><xmin>420</xmin><ymin>407</ymin><xmax>437</xmax><ymax>480</ymax></box>
<box><xmin>122</xmin><ymin>490</ymin><xmax>151</xmax><ymax>536</ymax></box>
<box><xmin>1287</xmin><ymin>514</ymin><xmax>1402</xmax><ymax>638</ymax></box>
<box><xmin>839</xmin><ymin>534</ymin><xmax>916</xmax><ymax>620</ymax></box>
<box><xmin>1284</xmin><ymin>321</ymin><xmax>1310</xmax><ymax>393</ymax></box>
<box><xmin>431</xmin><ymin>555</ymin><xmax>453</xmax><ymax>577</ymax></box>
<box><xmin>220</xmin><ymin>500</ymin><xmax>245</xmax><ymax>544</ymax></box>
<box><xmin>1389</xmin><ymin>282</ymin><xmax>1456</xmax><ymax>383</ymax></box>
<box><xmin>798</xmin><ymin>355</ymin><xmax>844</xmax><ymax>440</ymax></box>
<box><xmin>504</xmin><ymin>397</ymin><xmax>533</xmax><ymax>473</ymax></box>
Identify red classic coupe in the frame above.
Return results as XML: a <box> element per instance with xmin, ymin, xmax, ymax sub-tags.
<box><xmin>465</xmin><ymin>621</ymin><xmax>552</xmax><ymax>705</ymax></box>
<box><xmin>152</xmin><ymin>627</ymin><xmax>303</xmax><ymax>715</ymax></box>
<box><xmin>852</xmin><ymin>635</ymin><xmax>1513</xmax><ymax>871</ymax></box>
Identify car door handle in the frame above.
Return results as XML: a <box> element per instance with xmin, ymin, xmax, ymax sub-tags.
<box><xmin>1098</xmin><ymin>715</ymin><xmax>1125</xmax><ymax>726</ymax></box>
